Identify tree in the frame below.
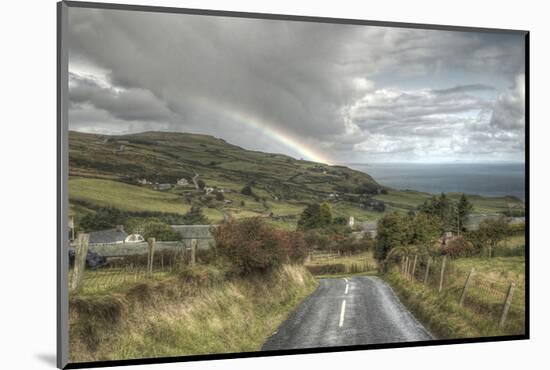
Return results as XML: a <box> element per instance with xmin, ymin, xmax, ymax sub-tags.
<box><xmin>297</xmin><ymin>203</ymin><xmax>322</xmax><ymax>230</ymax></box>
<box><xmin>419</xmin><ymin>193</ymin><xmax>455</xmax><ymax>232</ymax></box>
<box><xmin>125</xmin><ymin>217</ymin><xmax>182</xmax><ymax>241</ymax></box>
<box><xmin>241</xmin><ymin>185</ymin><xmax>253</xmax><ymax>196</ymax></box>
<box><xmin>374</xmin><ymin>212</ymin><xmax>412</xmax><ymax>265</ymax></box>
<box><xmin>457</xmin><ymin>193</ymin><xmax>473</xmax><ymax>232</ymax></box>
<box><xmin>181</xmin><ymin>206</ymin><xmax>209</xmax><ymax>225</ymax></box>
<box><xmin>410</xmin><ymin>213</ymin><xmax>441</xmax><ymax>255</ymax></box>
<box><xmin>197</xmin><ymin>179</ymin><xmax>206</xmax><ymax>190</ymax></box>
<box><xmin>333</xmin><ymin>216</ymin><xmax>348</xmax><ymax>226</ymax></box>
<box><xmin>80</xmin><ymin>207</ymin><xmax>127</xmax><ymax>232</ymax></box>
<box><xmin>297</xmin><ymin>203</ymin><xmax>334</xmax><ymax>230</ymax></box>
<box><xmin>319</xmin><ymin>203</ymin><xmax>333</xmax><ymax>226</ymax></box>
<box><xmin>477</xmin><ymin>217</ymin><xmax>508</xmax><ymax>258</ymax></box>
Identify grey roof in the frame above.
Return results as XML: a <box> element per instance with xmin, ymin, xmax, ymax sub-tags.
<box><xmin>357</xmin><ymin>221</ymin><xmax>378</xmax><ymax>231</ymax></box>
<box><xmin>89</xmin><ymin>228</ymin><xmax>128</xmax><ymax>244</ymax></box>
<box><xmin>171</xmin><ymin>225</ymin><xmax>215</xmax><ymax>239</ymax></box>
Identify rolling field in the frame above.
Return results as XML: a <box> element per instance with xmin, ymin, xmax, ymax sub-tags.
<box><xmin>68</xmin><ymin>131</ymin><xmax>524</xmax><ymax>229</ymax></box>
<box><xmin>69</xmin><ymin>178</ymin><xmax>188</xmax><ymax>214</ymax></box>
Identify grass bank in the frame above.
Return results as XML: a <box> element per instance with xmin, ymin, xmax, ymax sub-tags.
<box><xmin>383</xmin><ymin>256</ymin><xmax>525</xmax><ymax>340</ymax></box>
<box><xmin>69</xmin><ymin>264</ymin><xmax>317</xmax><ymax>363</ymax></box>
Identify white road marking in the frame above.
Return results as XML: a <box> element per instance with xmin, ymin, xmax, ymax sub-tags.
<box><xmin>339</xmin><ymin>300</ymin><xmax>346</xmax><ymax>327</ymax></box>
<box><xmin>343</xmin><ymin>278</ymin><xmax>348</xmax><ymax>282</ymax></box>
<box><xmin>345</xmin><ymin>284</ymin><xmax>349</xmax><ymax>295</ymax></box>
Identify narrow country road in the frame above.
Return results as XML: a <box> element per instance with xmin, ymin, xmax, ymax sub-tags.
<box><xmin>262</xmin><ymin>276</ymin><xmax>432</xmax><ymax>350</ymax></box>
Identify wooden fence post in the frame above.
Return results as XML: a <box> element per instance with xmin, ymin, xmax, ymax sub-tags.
<box><xmin>71</xmin><ymin>233</ymin><xmax>89</xmax><ymax>291</ymax></box>
<box><xmin>147</xmin><ymin>238</ymin><xmax>156</xmax><ymax>276</ymax></box>
<box><xmin>438</xmin><ymin>256</ymin><xmax>447</xmax><ymax>293</ymax></box>
<box><xmin>423</xmin><ymin>258</ymin><xmax>431</xmax><ymax>285</ymax></box>
<box><xmin>411</xmin><ymin>255</ymin><xmax>418</xmax><ymax>281</ymax></box>
<box><xmin>190</xmin><ymin>238</ymin><xmax>197</xmax><ymax>267</ymax></box>
<box><xmin>459</xmin><ymin>268</ymin><xmax>475</xmax><ymax>306</ymax></box>
<box><xmin>500</xmin><ymin>283</ymin><xmax>516</xmax><ymax>327</ymax></box>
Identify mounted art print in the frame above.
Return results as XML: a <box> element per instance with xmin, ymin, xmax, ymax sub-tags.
<box><xmin>57</xmin><ymin>1</ymin><xmax>529</xmax><ymax>368</ymax></box>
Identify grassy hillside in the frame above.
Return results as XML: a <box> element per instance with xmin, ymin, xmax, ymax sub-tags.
<box><xmin>69</xmin><ymin>131</ymin><xmax>385</xmax><ymax>226</ymax></box>
<box><xmin>68</xmin><ymin>130</ymin><xmax>524</xmax><ymax>229</ymax></box>
<box><xmin>69</xmin><ymin>264</ymin><xmax>317</xmax><ymax>362</ymax></box>
<box><xmin>385</xmin><ymin>255</ymin><xmax>525</xmax><ymax>339</ymax></box>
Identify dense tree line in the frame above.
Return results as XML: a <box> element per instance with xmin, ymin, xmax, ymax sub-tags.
<box><xmin>374</xmin><ymin>193</ymin><xmax>516</xmax><ymax>266</ymax></box>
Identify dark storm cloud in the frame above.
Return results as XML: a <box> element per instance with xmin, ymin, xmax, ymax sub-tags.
<box><xmin>69</xmin><ymin>72</ymin><xmax>174</xmax><ymax>121</ymax></box>
<box><xmin>67</xmin><ymin>7</ymin><xmax>526</xmax><ymax>163</ymax></box>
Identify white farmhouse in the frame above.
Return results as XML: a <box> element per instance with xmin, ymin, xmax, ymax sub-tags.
<box><xmin>177</xmin><ymin>178</ymin><xmax>189</xmax><ymax>186</ymax></box>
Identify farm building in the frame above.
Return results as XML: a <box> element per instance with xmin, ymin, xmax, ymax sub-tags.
<box><xmin>89</xmin><ymin>227</ymin><xmax>127</xmax><ymax>245</ymax></box>
<box><xmin>88</xmin><ymin>226</ymin><xmax>145</xmax><ymax>245</ymax></box>
<box><xmin>171</xmin><ymin>224</ymin><xmax>216</xmax><ymax>250</ymax></box>
<box><xmin>137</xmin><ymin>178</ymin><xmax>151</xmax><ymax>185</ymax></box>
<box><xmin>177</xmin><ymin>178</ymin><xmax>189</xmax><ymax>186</ymax></box>
<box><xmin>125</xmin><ymin>234</ymin><xmax>145</xmax><ymax>243</ymax></box>
<box><xmin>155</xmin><ymin>183</ymin><xmax>172</xmax><ymax>191</ymax></box>
<box><xmin>355</xmin><ymin>220</ymin><xmax>378</xmax><ymax>238</ymax></box>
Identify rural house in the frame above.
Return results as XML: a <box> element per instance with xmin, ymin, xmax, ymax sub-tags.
<box><xmin>125</xmin><ymin>234</ymin><xmax>145</xmax><ymax>243</ymax></box>
<box><xmin>89</xmin><ymin>225</ymin><xmax>127</xmax><ymax>245</ymax></box>
<box><xmin>155</xmin><ymin>183</ymin><xmax>172</xmax><ymax>191</ymax></box>
<box><xmin>357</xmin><ymin>220</ymin><xmax>378</xmax><ymax>238</ymax></box>
<box><xmin>89</xmin><ymin>225</ymin><xmax>145</xmax><ymax>245</ymax></box>
<box><xmin>137</xmin><ymin>178</ymin><xmax>151</xmax><ymax>185</ymax></box>
<box><xmin>177</xmin><ymin>178</ymin><xmax>189</xmax><ymax>186</ymax></box>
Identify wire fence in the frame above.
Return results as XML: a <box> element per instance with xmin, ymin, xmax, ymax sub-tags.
<box><xmin>398</xmin><ymin>255</ymin><xmax>525</xmax><ymax>333</ymax></box>
<box><xmin>69</xmin><ymin>235</ymin><xmax>213</xmax><ymax>294</ymax></box>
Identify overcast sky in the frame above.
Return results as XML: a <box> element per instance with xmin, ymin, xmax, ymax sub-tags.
<box><xmin>68</xmin><ymin>7</ymin><xmax>526</xmax><ymax>164</ymax></box>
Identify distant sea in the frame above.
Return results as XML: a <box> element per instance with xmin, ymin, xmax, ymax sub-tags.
<box><xmin>347</xmin><ymin>162</ymin><xmax>526</xmax><ymax>201</ymax></box>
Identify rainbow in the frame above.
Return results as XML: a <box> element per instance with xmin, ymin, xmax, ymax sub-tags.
<box><xmin>194</xmin><ymin>98</ymin><xmax>333</xmax><ymax>165</ymax></box>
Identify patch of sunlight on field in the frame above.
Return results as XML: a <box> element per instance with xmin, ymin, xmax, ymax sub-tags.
<box><xmin>69</xmin><ymin>178</ymin><xmax>189</xmax><ymax>214</ymax></box>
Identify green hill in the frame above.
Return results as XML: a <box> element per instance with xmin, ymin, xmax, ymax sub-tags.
<box><xmin>68</xmin><ymin>131</ymin><xmax>524</xmax><ymax>229</ymax></box>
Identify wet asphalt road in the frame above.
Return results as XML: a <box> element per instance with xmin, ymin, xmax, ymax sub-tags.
<box><xmin>262</xmin><ymin>276</ymin><xmax>433</xmax><ymax>351</ymax></box>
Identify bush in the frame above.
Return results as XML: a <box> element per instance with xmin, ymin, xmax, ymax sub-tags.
<box><xmin>274</xmin><ymin>230</ymin><xmax>309</xmax><ymax>263</ymax></box>
<box><xmin>181</xmin><ymin>206</ymin><xmax>209</xmax><ymax>225</ymax></box>
<box><xmin>304</xmin><ymin>230</ymin><xmax>330</xmax><ymax>250</ymax></box>
<box><xmin>80</xmin><ymin>207</ymin><xmax>127</xmax><ymax>232</ymax></box>
<box><xmin>213</xmin><ymin>218</ymin><xmax>309</xmax><ymax>274</ymax></box>
<box><xmin>241</xmin><ymin>185</ymin><xmax>253</xmax><ymax>196</ymax></box>
<box><xmin>141</xmin><ymin>220</ymin><xmax>182</xmax><ymax>241</ymax></box>
<box><xmin>440</xmin><ymin>237</ymin><xmax>477</xmax><ymax>257</ymax></box>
